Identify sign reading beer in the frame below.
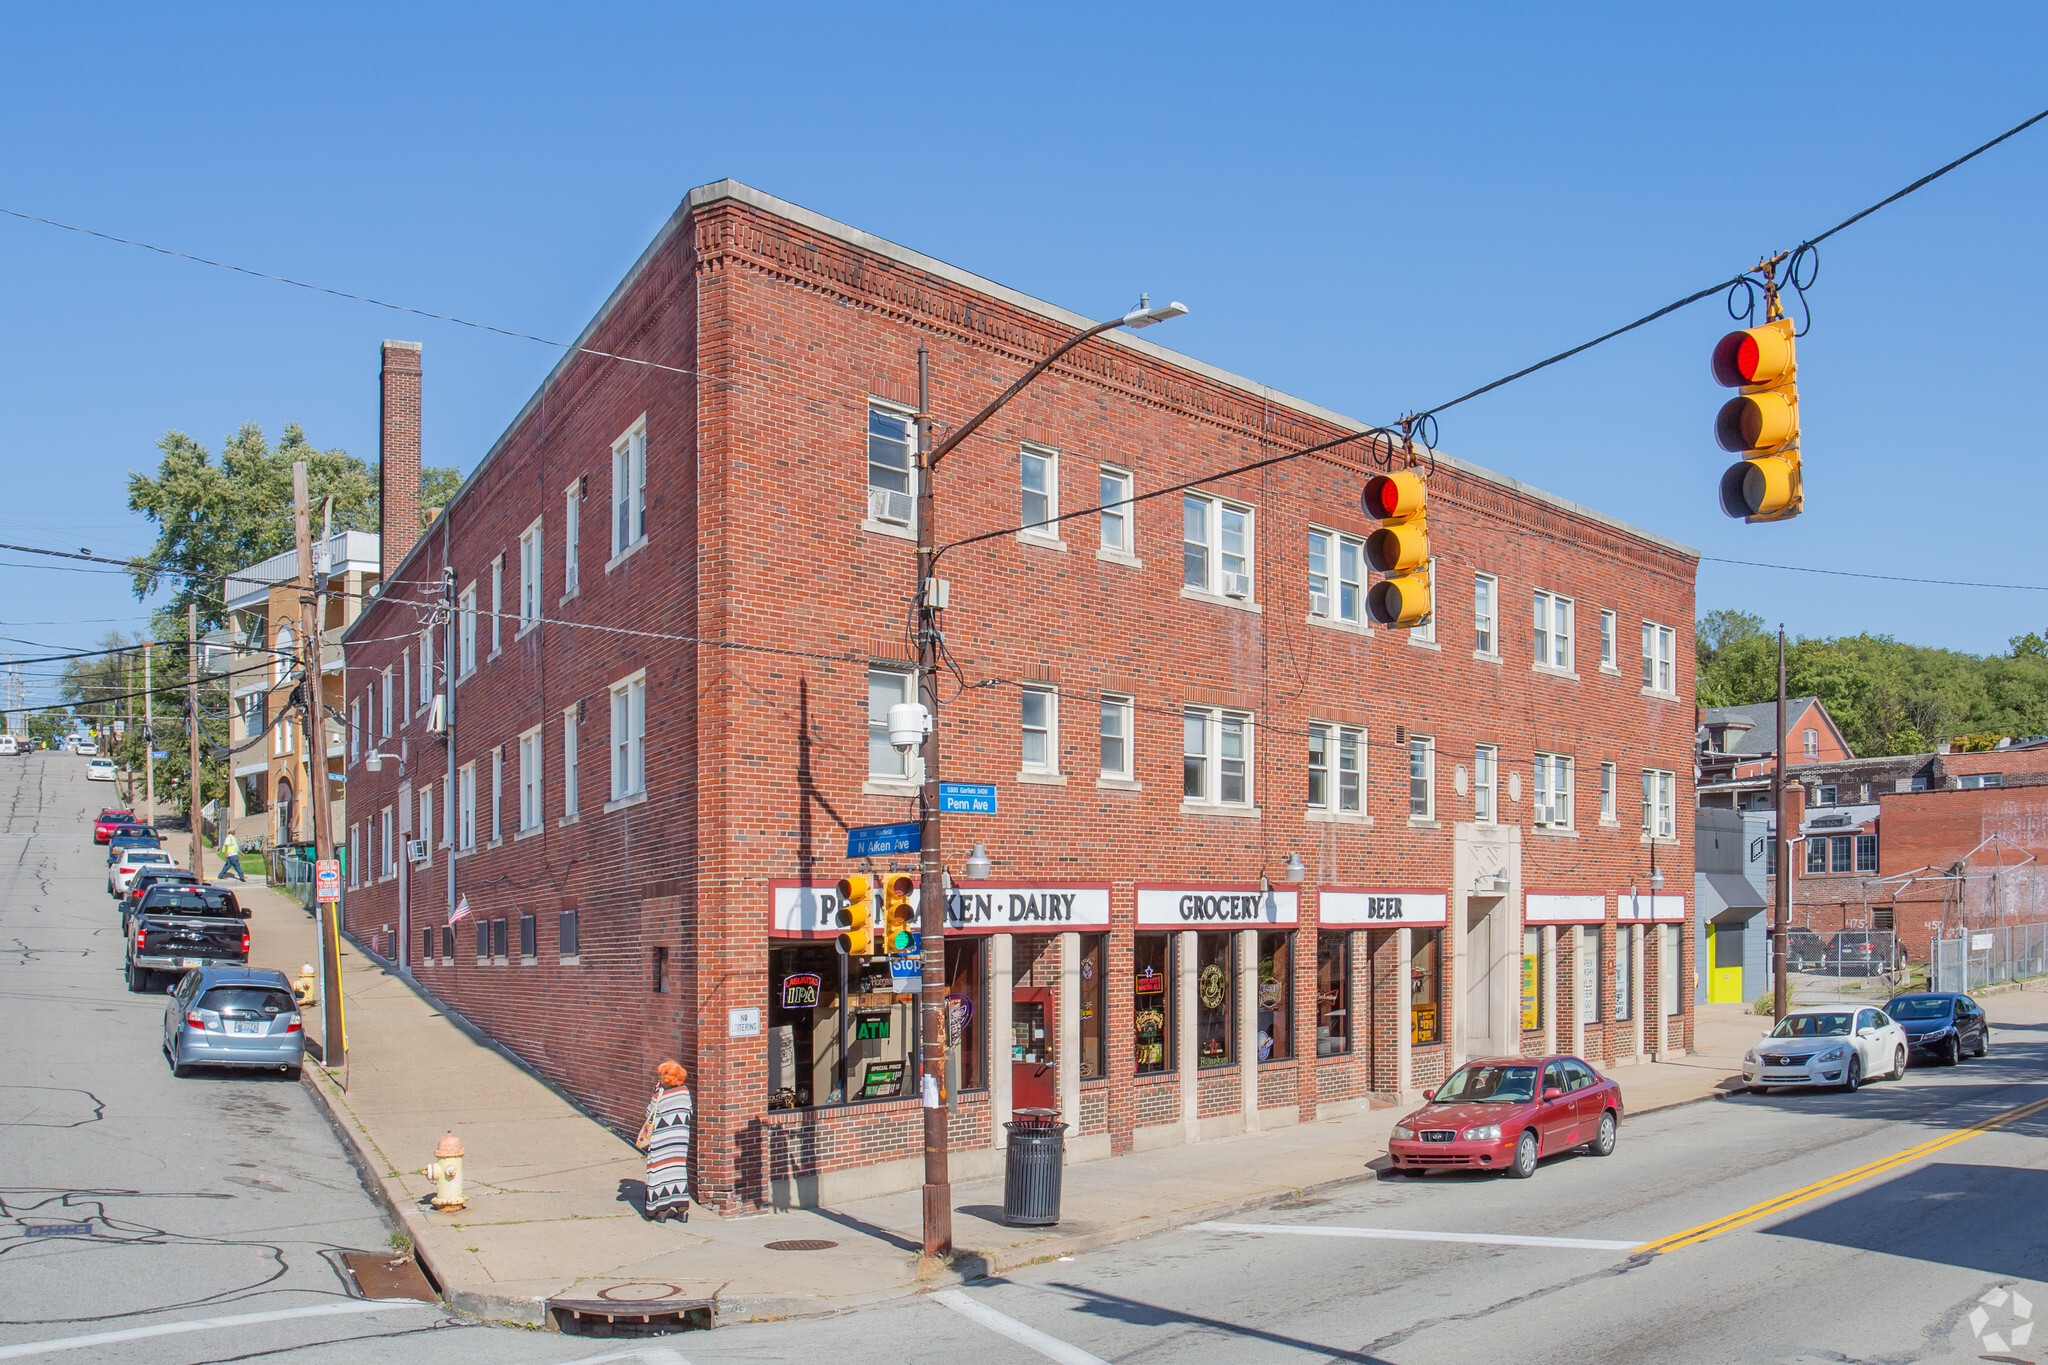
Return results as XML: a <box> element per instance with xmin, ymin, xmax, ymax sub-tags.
<box><xmin>1135</xmin><ymin>885</ymin><xmax>1298</xmax><ymax>927</ymax></box>
<box><xmin>1318</xmin><ymin>888</ymin><xmax>1446</xmax><ymax>926</ymax></box>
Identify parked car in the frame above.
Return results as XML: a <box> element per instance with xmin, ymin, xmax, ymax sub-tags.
<box><xmin>0</xmin><ymin>736</ymin><xmax>16</xmax><ymax>756</ymax></box>
<box><xmin>1784</xmin><ymin>928</ymin><xmax>1831</xmax><ymax>972</ymax></box>
<box><xmin>1830</xmin><ymin>931</ymin><xmax>1891</xmax><ymax>977</ymax></box>
<box><xmin>121</xmin><ymin>868</ymin><xmax>203</xmax><ymax>921</ymax></box>
<box><xmin>1884</xmin><ymin>992</ymin><xmax>1990</xmax><ymax>1066</ymax></box>
<box><xmin>86</xmin><ymin>757</ymin><xmax>117</xmax><ymax>781</ymax></box>
<box><xmin>106</xmin><ymin>827</ymin><xmax>164</xmax><ymax>866</ymax></box>
<box><xmin>127</xmin><ymin>884</ymin><xmax>248</xmax><ymax>992</ymax></box>
<box><xmin>1744</xmin><ymin>1005</ymin><xmax>1909</xmax><ymax>1092</ymax></box>
<box><xmin>93</xmin><ymin>809</ymin><xmax>137</xmax><ymax>843</ymax></box>
<box><xmin>162</xmin><ymin>966</ymin><xmax>303</xmax><ymax>1078</ymax></box>
<box><xmin>109</xmin><ymin>848</ymin><xmax>175</xmax><ymax>898</ymax></box>
<box><xmin>1385</xmin><ymin>1055</ymin><xmax>1622</xmax><ymax>1179</ymax></box>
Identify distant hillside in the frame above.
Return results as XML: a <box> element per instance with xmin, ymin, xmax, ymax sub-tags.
<box><xmin>1697</xmin><ymin>610</ymin><xmax>2048</xmax><ymax>758</ymax></box>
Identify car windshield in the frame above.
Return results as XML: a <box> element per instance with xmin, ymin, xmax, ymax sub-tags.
<box><xmin>145</xmin><ymin>888</ymin><xmax>244</xmax><ymax>918</ymax></box>
<box><xmin>1887</xmin><ymin>997</ymin><xmax>1954</xmax><ymax>1020</ymax></box>
<box><xmin>124</xmin><ymin>853</ymin><xmax>171</xmax><ymax>865</ymax></box>
<box><xmin>199</xmin><ymin>986</ymin><xmax>293</xmax><ymax>1018</ymax></box>
<box><xmin>1771</xmin><ymin>1013</ymin><xmax>1853</xmax><ymax>1038</ymax></box>
<box><xmin>1434</xmin><ymin>1064</ymin><xmax>1541</xmax><ymax>1103</ymax></box>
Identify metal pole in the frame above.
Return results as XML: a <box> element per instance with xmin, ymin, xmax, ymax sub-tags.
<box><xmin>913</xmin><ymin>341</ymin><xmax>952</xmax><ymax>1266</ymax></box>
<box><xmin>144</xmin><ymin>642</ymin><xmax>155</xmax><ymax>827</ymax></box>
<box><xmin>1773</xmin><ymin>624</ymin><xmax>1789</xmax><ymax>1021</ymax></box>
<box><xmin>294</xmin><ymin>462</ymin><xmax>346</xmax><ymax>1067</ymax></box>
<box><xmin>188</xmin><ymin>602</ymin><xmax>204</xmax><ymax>881</ymax></box>
<box><xmin>445</xmin><ymin>555</ymin><xmax>458</xmax><ymax>960</ymax></box>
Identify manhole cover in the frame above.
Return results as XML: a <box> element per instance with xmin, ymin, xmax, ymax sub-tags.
<box><xmin>765</xmin><ymin>1239</ymin><xmax>838</xmax><ymax>1252</ymax></box>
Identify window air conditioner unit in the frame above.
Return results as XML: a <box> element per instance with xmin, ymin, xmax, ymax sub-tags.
<box><xmin>1309</xmin><ymin>590</ymin><xmax>1330</xmax><ymax>617</ymax></box>
<box><xmin>1221</xmin><ymin>572</ymin><xmax>1253</xmax><ymax>599</ymax></box>
<box><xmin>406</xmin><ymin>838</ymin><xmax>429</xmax><ymax>864</ymax></box>
<box><xmin>868</xmin><ymin>486</ymin><xmax>915</xmax><ymax>527</ymax></box>
<box><xmin>428</xmin><ymin>695</ymin><xmax>447</xmax><ymax>734</ymax></box>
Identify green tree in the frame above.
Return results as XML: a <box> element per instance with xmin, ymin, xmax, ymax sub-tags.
<box><xmin>418</xmin><ymin>464</ymin><xmax>462</xmax><ymax>514</ymax></box>
<box><xmin>25</xmin><ymin>707</ymin><xmax>71</xmax><ymax>748</ymax></box>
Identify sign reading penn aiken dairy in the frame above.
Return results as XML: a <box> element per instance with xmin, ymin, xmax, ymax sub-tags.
<box><xmin>1136</xmin><ymin>886</ymin><xmax>1299</xmax><ymax>927</ymax></box>
<box><xmin>945</xmin><ymin>886</ymin><xmax>1110</xmax><ymax>932</ymax></box>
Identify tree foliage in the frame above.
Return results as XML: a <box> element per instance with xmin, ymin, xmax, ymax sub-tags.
<box><xmin>1697</xmin><ymin>611</ymin><xmax>2048</xmax><ymax>758</ymax></box>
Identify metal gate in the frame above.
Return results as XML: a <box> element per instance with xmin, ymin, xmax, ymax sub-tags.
<box><xmin>1932</xmin><ymin>923</ymin><xmax>2048</xmax><ymax>992</ymax></box>
<box><xmin>1767</xmin><ymin>930</ymin><xmax>1899</xmax><ymax>1005</ymax></box>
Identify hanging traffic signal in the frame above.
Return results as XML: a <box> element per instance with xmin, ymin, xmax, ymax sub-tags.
<box><xmin>835</xmin><ymin>873</ymin><xmax>875</xmax><ymax>957</ymax></box>
<box><xmin>882</xmin><ymin>873</ymin><xmax>917</xmax><ymax>952</ymax></box>
<box><xmin>1713</xmin><ymin>317</ymin><xmax>1801</xmax><ymax>522</ymax></box>
<box><xmin>1363</xmin><ymin>469</ymin><xmax>1431</xmax><ymax>628</ymax></box>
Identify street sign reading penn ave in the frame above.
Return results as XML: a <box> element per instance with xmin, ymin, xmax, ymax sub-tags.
<box><xmin>937</xmin><ymin>782</ymin><xmax>997</xmax><ymax>814</ymax></box>
<box><xmin>847</xmin><ymin>822</ymin><xmax>920</xmax><ymax>857</ymax></box>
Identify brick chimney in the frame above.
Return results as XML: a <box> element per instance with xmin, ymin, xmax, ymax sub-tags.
<box><xmin>379</xmin><ymin>340</ymin><xmax>424</xmax><ymax>582</ymax></box>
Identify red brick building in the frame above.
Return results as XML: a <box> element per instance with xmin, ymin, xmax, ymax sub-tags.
<box><xmin>341</xmin><ymin>181</ymin><xmax>1699</xmax><ymax>1211</ymax></box>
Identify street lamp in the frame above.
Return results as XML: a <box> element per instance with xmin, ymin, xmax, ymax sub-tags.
<box><xmin>963</xmin><ymin>844</ymin><xmax>992</xmax><ymax>881</ymax></box>
<box><xmin>1282</xmin><ymin>852</ymin><xmax>1306</xmax><ymax>884</ymax></box>
<box><xmin>910</xmin><ymin>296</ymin><xmax>1186</xmax><ymax>1268</ymax></box>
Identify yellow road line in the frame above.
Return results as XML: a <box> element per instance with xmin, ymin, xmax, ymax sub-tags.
<box><xmin>1635</xmin><ymin>1093</ymin><xmax>2048</xmax><ymax>1256</ymax></box>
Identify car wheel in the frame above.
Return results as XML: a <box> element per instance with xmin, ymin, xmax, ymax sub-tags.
<box><xmin>1843</xmin><ymin>1055</ymin><xmax>1862</xmax><ymax>1092</ymax></box>
<box><xmin>284</xmin><ymin>1066</ymin><xmax>303</xmax><ymax>1082</ymax></box>
<box><xmin>1946</xmin><ymin>1035</ymin><xmax>1962</xmax><ymax>1067</ymax></box>
<box><xmin>1890</xmin><ymin>1045</ymin><xmax>1906</xmax><ymax>1080</ymax></box>
<box><xmin>125</xmin><ymin>962</ymin><xmax>144</xmax><ymax>993</ymax></box>
<box><xmin>1974</xmin><ymin>1029</ymin><xmax>1989</xmax><ymax>1058</ymax></box>
<box><xmin>1505</xmin><ymin>1130</ymin><xmax>1539</xmax><ymax>1179</ymax></box>
<box><xmin>1589</xmin><ymin>1110</ymin><xmax>1618</xmax><ymax>1156</ymax></box>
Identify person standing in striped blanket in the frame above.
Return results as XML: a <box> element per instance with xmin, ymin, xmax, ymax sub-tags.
<box><xmin>637</xmin><ymin>1060</ymin><xmax>694</xmax><ymax>1222</ymax></box>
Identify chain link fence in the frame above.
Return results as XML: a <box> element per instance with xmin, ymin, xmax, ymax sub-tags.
<box><xmin>1933</xmin><ymin>922</ymin><xmax>2048</xmax><ymax>993</ymax></box>
<box><xmin>1768</xmin><ymin>930</ymin><xmax>1901</xmax><ymax>1005</ymax></box>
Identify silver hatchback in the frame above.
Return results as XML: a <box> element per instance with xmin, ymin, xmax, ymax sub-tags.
<box><xmin>162</xmin><ymin>966</ymin><xmax>305</xmax><ymax>1078</ymax></box>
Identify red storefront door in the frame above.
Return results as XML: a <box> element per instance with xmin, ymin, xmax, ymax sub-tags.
<box><xmin>1012</xmin><ymin>987</ymin><xmax>1056</xmax><ymax>1113</ymax></box>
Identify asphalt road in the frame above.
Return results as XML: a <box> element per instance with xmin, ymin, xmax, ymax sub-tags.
<box><xmin>5</xmin><ymin>751</ymin><xmax>2045</xmax><ymax>1363</ymax></box>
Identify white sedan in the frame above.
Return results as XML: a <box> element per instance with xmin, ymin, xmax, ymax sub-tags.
<box><xmin>86</xmin><ymin>757</ymin><xmax>117</xmax><ymax>781</ymax></box>
<box><xmin>76</xmin><ymin>740</ymin><xmax>99</xmax><ymax>756</ymax></box>
<box><xmin>109</xmin><ymin>848</ymin><xmax>174</xmax><ymax>898</ymax></box>
<box><xmin>1744</xmin><ymin>1005</ymin><xmax>1910</xmax><ymax>1093</ymax></box>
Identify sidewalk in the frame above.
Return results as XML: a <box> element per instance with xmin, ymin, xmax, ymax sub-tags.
<box><xmin>239</xmin><ymin>882</ymin><xmax>1754</xmax><ymax>1329</ymax></box>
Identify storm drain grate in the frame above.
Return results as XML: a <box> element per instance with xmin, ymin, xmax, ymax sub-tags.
<box><xmin>765</xmin><ymin>1238</ymin><xmax>839</xmax><ymax>1252</ymax></box>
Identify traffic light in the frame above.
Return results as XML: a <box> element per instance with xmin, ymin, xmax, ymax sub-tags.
<box><xmin>835</xmin><ymin>873</ymin><xmax>875</xmax><ymax>957</ymax></box>
<box><xmin>1713</xmin><ymin>316</ymin><xmax>1801</xmax><ymax>522</ymax></box>
<box><xmin>882</xmin><ymin>873</ymin><xmax>917</xmax><ymax>952</ymax></box>
<box><xmin>1363</xmin><ymin>469</ymin><xmax>1431</xmax><ymax>628</ymax></box>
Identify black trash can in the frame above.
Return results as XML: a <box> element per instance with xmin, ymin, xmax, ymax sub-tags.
<box><xmin>1002</xmin><ymin>1107</ymin><xmax>1068</xmax><ymax>1226</ymax></box>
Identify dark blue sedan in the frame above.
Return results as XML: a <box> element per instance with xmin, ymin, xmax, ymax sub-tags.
<box><xmin>1884</xmin><ymin>992</ymin><xmax>1989</xmax><ymax>1067</ymax></box>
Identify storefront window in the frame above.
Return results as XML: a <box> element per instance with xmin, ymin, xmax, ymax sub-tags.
<box><xmin>1079</xmin><ymin>934</ymin><xmax>1106</xmax><ymax>1079</ymax></box>
<box><xmin>1615</xmin><ymin>926</ymin><xmax>1635</xmax><ymax>1021</ymax></box>
<box><xmin>1410</xmin><ymin>929</ymin><xmax>1441</xmax><ymax>1045</ymax></box>
<box><xmin>1133</xmin><ymin>933</ymin><xmax>1173</xmax><ymax>1075</ymax></box>
<box><xmin>1521</xmin><ymin>927</ymin><xmax>1541</xmax><ymax>1032</ymax></box>
<box><xmin>1315</xmin><ymin>931</ymin><xmax>1350</xmax><ymax>1056</ymax></box>
<box><xmin>1661</xmin><ymin>924</ymin><xmax>1682</xmax><ymax>1017</ymax></box>
<box><xmin>1578</xmin><ymin>925</ymin><xmax>1603</xmax><ymax>1025</ymax></box>
<box><xmin>767</xmin><ymin>943</ymin><xmax>918</xmax><ymax>1108</ymax></box>
<box><xmin>1257</xmin><ymin>931</ymin><xmax>1292</xmax><ymax>1061</ymax></box>
<box><xmin>1196</xmin><ymin>932</ymin><xmax>1234</xmax><ymax>1066</ymax></box>
<box><xmin>945</xmin><ymin>938</ymin><xmax>985</xmax><ymax>1092</ymax></box>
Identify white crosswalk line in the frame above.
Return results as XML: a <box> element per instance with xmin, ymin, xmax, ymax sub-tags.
<box><xmin>934</xmin><ymin>1288</ymin><xmax>1107</xmax><ymax>1365</ymax></box>
<box><xmin>1194</xmin><ymin>1220</ymin><xmax>1641</xmax><ymax>1251</ymax></box>
<box><xmin>0</xmin><ymin>1299</ymin><xmax>438</xmax><ymax>1360</ymax></box>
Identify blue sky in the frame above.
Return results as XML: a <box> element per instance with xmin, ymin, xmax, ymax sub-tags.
<box><xmin>3</xmin><ymin>5</ymin><xmax>2045</xmax><ymax>706</ymax></box>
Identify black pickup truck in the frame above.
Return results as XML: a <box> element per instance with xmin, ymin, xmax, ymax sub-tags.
<box><xmin>127</xmin><ymin>885</ymin><xmax>249</xmax><ymax>992</ymax></box>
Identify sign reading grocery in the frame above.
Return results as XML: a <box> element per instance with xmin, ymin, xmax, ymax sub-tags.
<box><xmin>1525</xmin><ymin>893</ymin><xmax>1606</xmax><ymax>924</ymax></box>
<box><xmin>1318</xmin><ymin>889</ymin><xmax>1446</xmax><ymax>926</ymax></box>
<box><xmin>1135</xmin><ymin>886</ymin><xmax>1298</xmax><ymax>926</ymax></box>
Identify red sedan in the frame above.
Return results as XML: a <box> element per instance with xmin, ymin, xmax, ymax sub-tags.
<box><xmin>94</xmin><ymin>809</ymin><xmax>137</xmax><ymax>844</ymax></box>
<box><xmin>1386</xmin><ymin>1054</ymin><xmax>1623</xmax><ymax>1179</ymax></box>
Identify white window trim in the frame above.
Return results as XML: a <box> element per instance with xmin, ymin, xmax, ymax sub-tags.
<box><xmin>1532</xmin><ymin>751</ymin><xmax>1575</xmax><ymax>832</ymax></box>
<box><xmin>457</xmin><ymin>583</ymin><xmax>478</xmax><ymax>680</ymax></box>
<box><xmin>1307</xmin><ymin>526</ymin><xmax>1369</xmax><ymax>631</ymax></box>
<box><xmin>1182</xmin><ymin>705</ymin><xmax>1257</xmax><ymax>814</ymax></box>
<box><xmin>1406</xmin><ymin>557</ymin><xmax>1440</xmax><ymax>648</ymax></box>
<box><xmin>517</xmin><ymin>726</ymin><xmax>543</xmax><ymax>836</ymax></box>
<box><xmin>563</xmin><ymin>479</ymin><xmax>583</xmax><ymax>601</ymax></box>
<box><xmin>1641</xmin><ymin>620</ymin><xmax>1679</xmax><ymax>698</ymax></box>
<box><xmin>608</xmin><ymin>669</ymin><xmax>648</xmax><ymax>806</ymax></box>
<box><xmin>1473</xmin><ymin>573</ymin><xmax>1499</xmax><ymax>660</ymax></box>
<box><xmin>1097</xmin><ymin>692</ymin><xmax>1136</xmax><ymax>786</ymax></box>
<box><xmin>1017</xmin><ymin>443</ymin><xmax>1066</xmax><ymax>550</ymax></box>
<box><xmin>347</xmin><ymin>823</ymin><xmax>360</xmax><ymax>888</ymax></box>
<box><xmin>490</xmin><ymin>746</ymin><xmax>504</xmax><ymax>847</ymax></box>
<box><xmin>489</xmin><ymin>556</ymin><xmax>504</xmax><ymax>658</ymax></box>
<box><xmin>562</xmin><ymin>705</ymin><xmax>580</xmax><ymax>821</ymax></box>
<box><xmin>348</xmin><ymin>699</ymin><xmax>359</xmax><ymax>766</ymax></box>
<box><xmin>458</xmin><ymin>762</ymin><xmax>477</xmax><ymax>852</ymax></box>
<box><xmin>1096</xmin><ymin>464</ymin><xmax>1141</xmax><ymax>567</ymax></box>
<box><xmin>1407</xmin><ymin>735</ymin><xmax>1436</xmax><ymax>824</ymax></box>
<box><xmin>380</xmin><ymin>668</ymin><xmax>393</xmax><ymax>739</ymax></box>
<box><xmin>1599</xmin><ymin>608</ymin><xmax>1620</xmax><ymax>674</ymax></box>
<box><xmin>608</xmin><ymin>416</ymin><xmax>650</xmax><ymax>568</ymax></box>
<box><xmin>1305</xmin><ymin>722</ymin><xmax>1369</xmax><ymax>824</ymax></box>
<box><xmin>863</xmin><ymin>399</ymin><xmax>918</xmax><ymax>541</ymax></box>
<box><xmin>1532</xmin><ymin>589</ymin><xmax>1577</xmax><ymax>678</ymax></box>
<box><xmin>1599</xmin><ymin>760</ymin><xmax>1618</xmax><ymax>825</ymax></box>
<box><xmin>417</xmin><ymin>785</ymin><xmax>435</xmax><ymax>865</ymax></box>
<box><xmin>1641</xmin><ymin>768</ymin><xmax>1677</xmax><ymax>841</ymax></box>
<box><xmin>517</xmin><ymin>518</ymin><xmax>544</xmax><ymax>638</ymax></box>
<box><xmin>1018</xmin><ymin>684</ymin><xmax>1063</xmax><ymax>782</ymax></box>
<box><xmin>1473</xmin><ymin>743</ymin><xmax>1498</xmax><ymax>825</ymax></box>
<box><xmin>1181</xmin><ymin>491</ymin><xmax>1257</xmax><ymax>607</ymax></box>
<box><xmin>865</xmin><ymin>664</ymin><xmax>921</xmax><ymax>785</ymax></box>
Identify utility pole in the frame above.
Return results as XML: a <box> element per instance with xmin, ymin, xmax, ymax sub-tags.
<box><xmin>144</xmin><ymin>642</ymin><xmax>155</xmax><ymax>826</ymax></box>
<box><xmin>1773</xmin><ymin>624</ymin><xmax>1789</xmax><ymax>1021</ymax></box>
<box><xmin>295</xmin><ymin>462</ymin><xmax>346</xmax><ymax>1067</ymax></box>
<box><xmin>122</xmin><ymin>651</ymin><xmax>133</xmax><ymax>803</ymax></box>
<box><xmin>188</xmin><ymin>603</ymin><xmax>204</xmax><ymax>881</ymax></box>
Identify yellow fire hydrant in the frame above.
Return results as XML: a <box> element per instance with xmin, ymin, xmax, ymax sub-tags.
<box><xmin>293</xmin><ymin>964</ymin><xmax>317</xmax><ymax>1007</ymax></box>
<box><xmin>427</xmin><ymin>1131</ymin><xmax>467</xmax><ymax>1211</ymax></box>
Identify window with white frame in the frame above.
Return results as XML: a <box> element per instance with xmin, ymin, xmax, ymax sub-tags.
<box><xmin>518</xmin><ymin>727</ymin><xmax>542</xmax><ymax>832</ymax></box>
<box><xmin>1474</xmin><ymin>574</ymin><xmax>1497</xmax><ymax>655</ymax></box>
<box><xmin>1308</xmin><ymin>724</ymin><xmax>1364</xmax><ymax>814</ymax></box>
<box><xmin>1600</xmin><ymin>761</ymin><xmax>1617</xmax><ymax>822</ymax></box>
<box><xmin>518</xmin><ymin>520</ymin><xmax>542</xmax><ymax>629</ymax></box>
<box><xmin>1641</xmin><ymin>768</ymin><xmax>1676</xmax><ymax>839</ymax></box>
<box><xmin>381</xmin><ymin>668</ymin><xmax>393</xmax><ymax>738</ymax></box>
<box><xmin>458</xmin><ymin>583</ymin><xmax>477</xmax><ymax>675</ymax></box>
<box><xmin>275</xmin><ymin>707</ymin><xmax>293</xmax><ymax>756</ymax></box>
<box><xmin>1020</xmin><ymin>686</ymin><xmax>1057</xmax><ymax>772</ymax></box>
<box><xmin>610</xmin><ymin>673</ymin><xmax>647</xmax><ymax>800</ymax></box>
<box><xmin>419</xmin><ymin>631</ymin><xmax>434</xmax><ymax>710</ymax></box>
<box><xmin>1532</xmin><ymin>752</ymin><xmax>1574</xmax><ymax>828</ymax></box>
<box><xmin>348</xmin><ymin>823</ymin><xmax>359</xmax><ymax>887</ymax></box>
<box><xmin>349</xmin><ymin>699</ymin><xmax>359</xmax><ymax>765</ymax></box>
<box><xmin>1412</xmin><ymin>558</ymin><xmax>1438</xmax><ymax>644</ymax></box>
<box><xmin>1099</xmin><ymin>694</ymin><xmax>1132</xmax><ymax>779</ymax></box>
<box><xmin>1099</xmin><ymin>466</ymin><xmax>1134</xmax><ymax>555</ymax></box>
<box><xmin>458</xmin><ymin>762</ymin><xmax>476</xmax><ymax>851</ymax></box>
<box><xmin>562</xmin><ymin>706</ymin><xmax>579</xmax><ymax>817</ymax></box>
<box><xmin>1408</xmin><ymin>735</ymin><xmax>1435</xmax><ymax>818</ymax></box>
<box><xmin>1183</xmin><ymin>706</ymin><xmax>1252</xmax><ymax>806</ymax></box>
<box><xmin>1601</xmin><ymin>609</ymin><xmax>1617</xmax><ymax>669</ymax></box>
<box><xmin>1020</xmin><ymin>445</ymin><xmax>1058</xmax><ymax>536</ymax></box>
<box><xmin>867</xmin><ymin>666</ymin><xmax>915</xmax><ymax>780</ymax></box>
<box><xmin>274</xmin><ymin>625</ymin><xmax>293</xmax><ymax>684</ymax></box>
<box><xmin>1642</xmin><ymin>621</ymin><xmax>1676</xmax><ymax>694</ymax></box>
<box><xmin>564</xmin><ymin>481</ymin><xmax>581</xmax><ymax>595</ymax></box>
<box><xmin>490</xmin><ymin>746</ymin><xmax>503</xmax><ymax>844</ymax></box>
<box><xmin>1533</xmin><ymin>590</ymin><xmax>1574</xmax><ymax>670</ymax></box>
<box><xmin>1183</xmin><ymin>493</ymin><xmax>1253</xmax><ymax>599</ymax></box>
<box><xmin>866</xmin><ymin>403</ymin><xmax>915</xmax><ymax>530</ymax></box>
<box><xmin>612</xmin><ymin>419</ymin><xmax>647</xmax><ymax>555</ymax></box>
<box><xmin>402</xmin><ymin>647</ymin><xmax>411</xmax><ymax>720</ymax></box>
<box><xmin>380</xmin><ymin>806</ymin><xmax>394</xmax><ymax>877</ymax></box>
<box><xmin>1803</xmin><ymin>727</ymin><xmax>1819</xmax><ymax>758</ymax></box>
<box><xmin>1308</xmin><ymin>528</ymin><xmax>1365</xmax><ymax>625</ymax></box>
<box><xmin>490</xmin><ymin>556</ymin><xmax>503</xmax><ymax>653</ymax></box>
<box><xmin>1474</xmin><ymin>744</ymin><xmax>1498</xmax><ymax>822</ymax></box>
<box><xmin>418</xmin><ymin>785</ymin><xmax>434</xmax><ymax>863</ymax></box>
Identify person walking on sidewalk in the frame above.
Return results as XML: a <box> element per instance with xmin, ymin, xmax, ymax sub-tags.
<box><xmin>218</xmin><ymin>832</ymin><xmax>247</xmax><ymax>882</ymax></box>
<box><xmin>637</xmin><ymin>1060</ymin><xmax>693</xmax><ymax>1222</ymax></box>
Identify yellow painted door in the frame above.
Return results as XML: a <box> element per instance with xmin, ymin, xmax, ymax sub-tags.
<box><xmin>1707</xmin><ymin>923</ymin><xmax>1745</xmax><ymax>1003</ymax></box>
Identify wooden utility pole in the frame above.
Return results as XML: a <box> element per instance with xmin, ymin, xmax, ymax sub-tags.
<box><xmin>188</xmin><ymin>603</ymin><xmax>204</xmax><ymax>880</ymax></box>
<box><xmin>143</xmin><ymin>643</ymin><xmax>155</xmax><ymax>826</ymax></box>
<box><xmin>122</xmin><ymin>652</ymin><xmax>133</xmax><ymax>803</ymax></box>
<box><xmin>1773</xmin><ymin>624</ymin><xmax>1790</xmax><ymax>1021</ymax></box>
<box><xmin>295</xmin><ymin>462</ymin><xmax>346</xmax><ymax>1066</ymax></box>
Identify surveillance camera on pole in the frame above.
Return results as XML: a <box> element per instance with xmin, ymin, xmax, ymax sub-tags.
<box><xmin>887</xmin><ymin>702</ymin><xmax>931</xmax><ymax>756</ymax></box>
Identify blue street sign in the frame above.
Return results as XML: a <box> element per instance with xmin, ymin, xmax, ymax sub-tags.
<box><xmin>937</xmin><ymin>782</ymin><xmax>997</xmax><ymax>815</ymax></box>
<box><xmin>847</xmin><ymin>822</ymin><xmax>920</xmax><ymax>857</ymax></box>
<box><xmin>151</xmin><ymin>750</ymin><xmax>169</xmax><ymax>759</ymax></box>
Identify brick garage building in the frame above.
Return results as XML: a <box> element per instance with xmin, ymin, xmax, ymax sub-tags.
<box><xmin>341</xmin><ymin>181</ymin><xmax>1700</xmax><ymax>1212</ymax></box>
